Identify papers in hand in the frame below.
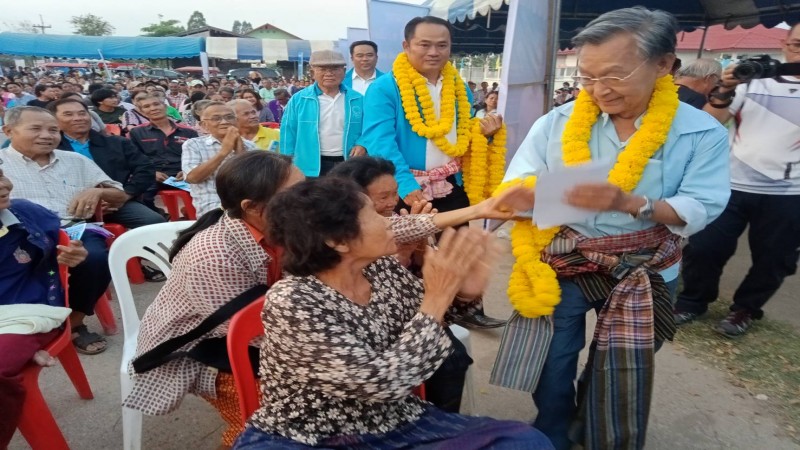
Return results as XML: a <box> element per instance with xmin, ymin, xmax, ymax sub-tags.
<box><xmin>63</xmin><ymin>222</ymin><xmax>114</xmax><ymax>240</ymax></box>
<box><xmin>162</xmin><ymin>177</ymin><xmax>191</xmax><ymax>192</ymax></box>
<box><xmin>532</xmin><ymin>161</ymin><xmax>613</xmax><ymax>228</ymax></box>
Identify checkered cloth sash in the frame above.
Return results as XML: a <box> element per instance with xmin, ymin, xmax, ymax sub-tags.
<box><xmin>491</xmin><ymin>225</ymin><xmax>681</xmax><ymax>449</ymax></box>
<box><xmin>409</xmin><ymin>160</ymin><xmax>461</xmax><ymax>201</ymax></box>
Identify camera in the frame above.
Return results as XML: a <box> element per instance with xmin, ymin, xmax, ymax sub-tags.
<box><xmin>733</xmin><ymin>55</ymin><xmax>784</xmax><ymax>82</ymax></box>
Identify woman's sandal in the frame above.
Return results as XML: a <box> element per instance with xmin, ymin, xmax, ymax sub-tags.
<box><xmin>141</xmin><ymin>264</ymin><xmax>166</xmax><ymax>282</ymax></box>
<box><xmin>71</xmin><ymin>325</ymin><xmax>108</xmax><ymax>355</ymax></box>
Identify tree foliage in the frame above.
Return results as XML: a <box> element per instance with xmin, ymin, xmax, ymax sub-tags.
<box><xmin>2</xmin><ymin>21</ymin><xmax>37</xmax><ymax>33</ymax></box>
<box><xmin>187</xmin><ymin>11</ymin><xmax>207</xmax><ymax>31</ymax></box>
<box><xmin>70</xmin><ymin>14</ymin><xmax>114</xmax><ymax>36</ymax></box>
<box><xmin>240</xmin><ymin>21</ymin><xmax>253</xmax><ymax>34</ymax></box>
<box><xmin>140</xmin><ymin>16</ymin><xmax>185</xmax><ymax>37</ymax></box>
<box><xmin>232</xmin><ymin>20</ymin><xmax>242</xmax><ymax>34</ymax></box>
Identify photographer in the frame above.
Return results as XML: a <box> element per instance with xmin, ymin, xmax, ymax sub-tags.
<box><xmin>674</xmin><ymin>23</ymin><xmax>800</xmax><ymax>337</ymax></box>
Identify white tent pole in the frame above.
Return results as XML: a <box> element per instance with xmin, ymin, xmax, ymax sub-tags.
<box><xmin>200</xmin><ymin>52</ymin><xmax>210</xmax><ymax>81</ymax></box>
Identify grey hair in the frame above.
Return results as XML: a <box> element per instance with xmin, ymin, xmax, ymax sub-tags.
<box><xmin>4</xmin><ymin>106</ymin><xmax>53</xmax><ymax>128</ymax></box>
<box><xmin>226</xmin><ymin>99</ymin><xmax>254</xmax><ymax>110</ymax></box>
<box><xmin>676</xmin><ymin>58</ymin><xmax>722</xmax><ymax>79</ymax></box>
<box><xmin>572</xmin><ymin>7</ymin><xmax>679</xmax><ymax>60</ymax></box>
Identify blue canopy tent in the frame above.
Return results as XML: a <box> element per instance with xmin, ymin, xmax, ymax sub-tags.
<box><xmin>205</xmin><ymin>37</ymin><xmax>340</xmax><ymax>77</ymax></box>
<box><xmin>0</xmin><ymin>33</ymin><xmax>203</xmax><ymax>59</ymax></box>
<box><xmin>0</xmin><ymin>33</ymin><xmax>209</xmax><ymax>78</ymax></box>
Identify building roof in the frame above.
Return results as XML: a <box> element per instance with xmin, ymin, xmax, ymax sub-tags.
<box><xmin>173</xmin><ymin>26</ymin><xmax>250</xmax><ymax>38</ymax></box>
<box><xmin>245</xmin><ymin>23</ymin><xmax>302</xmax><ymax>40</ymax></box>
<box><xmin>677</xmin><ymin>24</ymin><xmax>786</xmax><ymax>51</ymax></box>
<box><xmin>558</xmin><ymin>24</ymin><xmax>787</xmax><ymax>55</ymax></box>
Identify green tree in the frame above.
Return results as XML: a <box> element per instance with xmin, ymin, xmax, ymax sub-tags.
<box><xmin>2</xmin><ymin>20</ymin><xmax>38</xmax><ymax>33</ymax></box>
<box><xmin>187</xmin><ymin>11</ymin><xmax>207</xmax><ymax>31</ymax></box>
<box><xmin>232</xmin><ymin>20</ymin><xmax>241</xmax><ymax>34</ymax></box>
<box><xmin>240</xmin><ymin>21</ymin><xmax>253</xmax><ymax>34</ymax></box>
<box><xmin>140</xmin><ymin>16</ymin><xmax>185</xmax><ymax>36</ymax></box>
<box><xmin>69</xmin><ymin>14</ymin><xmax>114</xmax><ymax>36</ymax></box>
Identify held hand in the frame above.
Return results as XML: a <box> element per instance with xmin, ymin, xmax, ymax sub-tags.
<box><xmin>57</xmin><ymin>240</ymin><xmax>88</xmax><ymax>267</ymax></box>
<box><xmin>403</xmin><ymin>190</ymin><xmax>425</xmax><ymax>207</ymax></box>
<box><xmin>174</xmin><ymin>171</ymin><xmax>185</xmax><ymax>181</ymax></box>
<box><xmin>491</xmin><ymin>185</ymin><xmax>535</xmax><ymax>214</ymax></box>
<box><xmin>220</xmin><ymin>127</ymin><xmax>240</xmax><ymax>155</ymax></box>
<box><xmin>479</xmin><ymin>114</ymin><xmax>503</xmax><ymax>136</ymax></box>
<box><xmin>400</xmin><ymin>199</ymin><xmax>435</xmax><ymax>216</ymax></box>
<box><xmin>67</xmin><ymin>188</ymin><xmax>103</xmax><ymax>219</ymax></box>
<box><xmin>420</xmin><ymin>227</ymin><xmax>485</xmax><ymax>321</ymax></box>
<box><xmin>566</xmin><ymin>183</ymin><xmax>637</xmax><ymax>213</ymax></box>
<box><xmin>155</xmin><ymin>171</ymin><xmax>169</xmax><ymax>182</ymax></box>
<box><xmin>349</xmin><ymin>145</ymin><xmax>367</xmax><ymax>157</ymax></box>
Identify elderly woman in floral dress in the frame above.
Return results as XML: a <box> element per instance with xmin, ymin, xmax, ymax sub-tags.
<box><xmin>234</xmin><ymin>177</ymin><xmax>553</xmax><ymax>449</ymax></box>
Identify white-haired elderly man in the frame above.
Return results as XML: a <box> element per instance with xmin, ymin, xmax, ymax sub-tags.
<box><xmin>673</xmin><ymin>58</ymin><xmax>723</xmax><ymax>109</ymax></box>
<box><xmin>491</xmin><ymin>7</ymin><xmax>731</xmax><ymax>449</ymax></box>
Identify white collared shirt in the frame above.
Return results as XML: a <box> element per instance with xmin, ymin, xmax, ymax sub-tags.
<box><xmin>351</xmin><ymin>70</ymin><xmax>377</xmax><ymax>95</ymax></box>
<box><xmin>424</xmin><ymin>76</ymin><xmax>458</xmax><ymax>170</ymax></box>
<box><xmin>317</xmin><ymin>91</ymin><xmax>345</xmax><ymax>157</ymax></box>
<box><xmin>182</xmin><ymin>135</ymin><xmax>256</xmax><ymax>216</ymax></box>
<box><xmin>0</xmin><ymin>147</ymin><xmax>123</xmax><ymax>220</ymax></box>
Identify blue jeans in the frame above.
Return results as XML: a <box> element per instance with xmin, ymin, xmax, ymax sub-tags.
<box><xmin>532</xmin><ymin>278</ymin><xmax>677</xmax><ymax>450</ymax></box>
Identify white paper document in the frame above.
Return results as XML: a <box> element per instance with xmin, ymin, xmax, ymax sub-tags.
<box><xmin>532</xmin><ymin>161</ymin><xmax>614</xmax><ymax>228</ymax></box>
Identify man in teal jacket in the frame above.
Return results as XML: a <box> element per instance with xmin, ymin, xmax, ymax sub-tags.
<box><xmin>361</xmin><ymin>16</ymin><xmax>506</xmax><ymax>329</ymax></box>
<box><xmin>343</xmin><ymin>40</ymin><xmax>385</xmax><ymax>95</ymax></box>
<box><xmin>280</xmin><ymin>50</ymin><xmax>366</xmax><ymax>177</ymax></box>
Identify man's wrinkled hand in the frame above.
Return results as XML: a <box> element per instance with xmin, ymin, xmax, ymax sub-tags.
<box><xmin>57</xmin><ymin>240</ymin><xmax>88</xmax><ymax>267</ymax></box>
<box><xmin>480</xmin><ymin>114</ymin><xmax>503</xmax><ymax>136</ymax></box>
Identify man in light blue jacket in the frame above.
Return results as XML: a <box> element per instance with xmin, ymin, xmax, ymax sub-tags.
<box><xmin>280</xmin><ymin>50</ymin><xmax>366</xmax><ymax>177</ymax></box>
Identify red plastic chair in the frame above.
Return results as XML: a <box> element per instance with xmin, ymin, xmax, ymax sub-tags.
<box><xmin>157</xmin><ymin>190</ymin><xmax>197</xmax><ymax>221</ymax></box>
<box><xmin>260</xmin><ymin>122</ymin><xmax>280</xmax><ymax>129</ymax></box>
<box><xmin>227</xmin><ymin>298</ymin><xmax>427</xmax><ymax>425</ymax></box>
<box><xmin>103</xmin><ymin>222</ymin><xmax>145</xmax><ymax>286</ymax></box>
<box><xmin>227</xmin><ymin>295</ymin><xmax>267</xmax><ymax>424</ymax></box>
<box><xmin>16</xmin><ymin>230</ymin><xmax>94</xmax><ymax>450</ymax></box>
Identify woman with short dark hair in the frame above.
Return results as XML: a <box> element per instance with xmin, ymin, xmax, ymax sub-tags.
<box><xmin>124</xmin><ymin>151</ymin><xmax>305</xmax><ymax>448</ymax></box>
<box><xmin>240</xmin><ymin>88</ymin><xmax>275</xmax><ymax>123</ymax></box>
<box><xmin>234</xmin><ymin>177</ymin><xmax>553</xmax><ymax>449</ymax></box>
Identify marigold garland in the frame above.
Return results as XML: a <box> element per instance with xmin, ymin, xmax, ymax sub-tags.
<box><xmin>495</xmin><ymin>75</ymin><xmax>680</xmax><ymax>318</ymax></box>
<box><xmin>393</xmin><ymin>53</ymin><xmax>506</xmax><ymax>203</ymax></box>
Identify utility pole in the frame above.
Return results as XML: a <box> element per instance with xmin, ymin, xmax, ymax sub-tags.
<box><xmin>32</xmin><ymin>15</ymin><xmax>51</xmax><ymax>34</ymax></box>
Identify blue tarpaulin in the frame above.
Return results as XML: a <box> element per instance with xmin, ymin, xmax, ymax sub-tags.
<box><xmin>0</xmin><ymin>33</ymin><xmax>204</xmax><ymax>59</ymax></box>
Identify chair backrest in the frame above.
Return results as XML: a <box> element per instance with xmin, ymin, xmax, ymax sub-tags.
<box><xmin>57</xmin><ymin>230</ymin><xmax>70</xmax><ymax>306</ymax></box>
<box><xmin>227</xmin><ymin>295</ymin><xmax>266</xmax><ymax>424</ymax></box>
<box><xmin>108</xmin><ymin>221</ymin><xmax>194</xmax><ymax>343</ymax></box>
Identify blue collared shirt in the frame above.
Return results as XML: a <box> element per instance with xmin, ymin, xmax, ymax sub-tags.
<box><xmin>64</xmin><ymin>134</ymin><xmax>93</xmax><ymax>160</ymax></box>
<box><xmin>505</xmin><ymin>101</ymin><xmax>731</xmax><ymax>281</ymax></box>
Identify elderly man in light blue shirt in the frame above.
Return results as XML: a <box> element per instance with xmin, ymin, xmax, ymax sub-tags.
<box><xmin>490</xmin><ymin>7</ymin><xmax>730</xmax><ymax>450</ymax></box>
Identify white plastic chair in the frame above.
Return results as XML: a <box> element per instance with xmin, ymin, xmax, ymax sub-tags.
<box><xmin>108</xmin><ymin>221</ymin><xmax>194</xmax><ymax>450</ymax></box>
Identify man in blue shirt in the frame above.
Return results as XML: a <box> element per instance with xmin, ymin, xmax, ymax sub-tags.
<box><xmin>343</xmin><ymin>40</ymin><xmax>384</xmax><ymax>95</ymax></box>
<box><xmin>0</xmin><ymin>167</ymin><xmax>88</xmax><ymax>449</ymax></box>
<box><xmin>490</xmin><ymin>8</ymin><xmax>730</xmax><ymax>449</ymax></box>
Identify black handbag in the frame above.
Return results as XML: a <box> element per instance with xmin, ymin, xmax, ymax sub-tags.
<box><xmin>132</xmin><ymin>284</ymin><xmax>268</xmax><ymax>374</ymax></box>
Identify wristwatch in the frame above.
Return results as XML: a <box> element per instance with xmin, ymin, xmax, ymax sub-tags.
<box><xmin>633</xmin><ymin>196</ymin><xmax>655</xmax><ymax>221</ymax></box>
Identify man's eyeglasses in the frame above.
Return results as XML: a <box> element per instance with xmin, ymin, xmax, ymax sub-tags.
<box><xmin>571</xmin><ymin>60</ymin><xmax>648</xmax><ymax>87</ymax></box>
<box><xmin>313</xmin><ymin>66</ymin><xmax>344</xmax><ymax>74</ymax></box>
<box><xmin>202</xmin><ymin>114</ymin><xmax>236</xmax><ymax>124</ymax></box>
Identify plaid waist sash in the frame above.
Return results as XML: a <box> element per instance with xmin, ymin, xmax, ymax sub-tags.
<box><xmin>410</xmin><ymin>160</ymin><xmax>461</xmax><ymax>201</ymax></box>
<box><xmin>491</xmin><ymin>225</ymin><xmax>682</xmax><ymax>449</ymax></box>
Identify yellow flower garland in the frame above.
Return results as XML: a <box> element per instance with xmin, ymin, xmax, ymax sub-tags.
<box><xmin>393</xmin><ymin>53</ymin><xmax>506</xmax><ymax>202</ymax></box>
<box><xmin>495</xmin><ymin>75</ymin><xmax>680</xmax><ymax>317</ymax></box>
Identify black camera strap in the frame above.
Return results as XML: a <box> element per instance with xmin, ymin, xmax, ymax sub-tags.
<box><xmin>778</xmin><ymin>63</ymin><xmax>800</xmax><ymax>78</ymax></box>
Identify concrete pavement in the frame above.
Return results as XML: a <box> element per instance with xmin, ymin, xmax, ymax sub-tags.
<box><xmin>9</xmin><ymin>236</ymin><xmax>800</xmax><ymax>449</ymax></box>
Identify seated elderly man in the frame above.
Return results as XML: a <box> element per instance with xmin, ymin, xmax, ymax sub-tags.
<box><xmin>491</xmin><ymin>7</ymin><xmax>730</xmax><ymax>449</ymax></box>
<box><xmin>673</xmin><ymin>58</ymin><xmax>722</xmax><ymax>109</ymax></box>
<box><xmin>228</xmin><ymin>99</ymin><xmax>280</xmax><ymax>151</ymax></box>
<box><xmin>182</xmin><ymin>102</ymin><xmax>256</xmax><ymax>217</ymax></box>
<box><xmin>1</xmin><ymin>106</ymin><xmax>129</xmax><ymax>355</ymax></box>
<box><xmin>49</xmin><ymin>98</ymin><xmax>166</xmax><ymax>229</ymax></box>
<box><xmin>0</xmin><ymin>167</ymin><xmax>89</xmax><ymax>449</ymax></box>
